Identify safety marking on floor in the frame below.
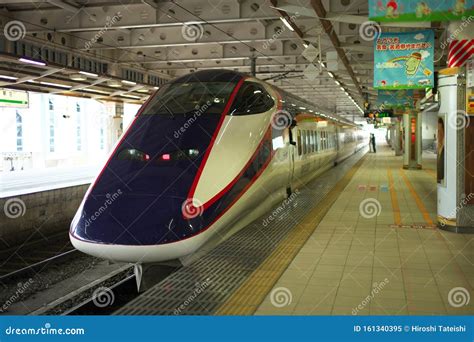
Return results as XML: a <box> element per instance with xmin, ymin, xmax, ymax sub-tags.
<box><xmin>380</xmin><ymin>184</ymin><xmax>389</xmax><ymax>192</ymax></box>
<box><xmin>387</xmin><ymin>169</ymin><xmax>401</xmax><ymax>225</ymax></box>
<box><xmin>389</xmin><ymin>224</ymin><xmax>437</xmax><ymax>230</ymax></box>
<box><xmin>216</xmin><ymin>156</ymin><xmax>367</xmax><ymax>315</ymax></box>
<box><xmin>369</xmin><ymin>185</ymin><xmax>377</xmax><ymax>191</ymax></box>
<box><xmin>424</xmin><ymin>168</ymin><xmax>437</xmax><ymax>179</ymax></box>
<box><xmin>357</xmin><ymin>185</ymin><xmax>366</xmax><ymax>191</ymax></box>
<box><xmin>399</xmin><ymin>169</ymin><xmax>434</xmax><ymax>226</ymax></box>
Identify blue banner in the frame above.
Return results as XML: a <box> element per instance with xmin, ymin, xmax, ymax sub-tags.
<box><xmin>376</xmin><ymin>89</ymin><xmax>415</xmax><ymax>109</ymax></box>
<box><xmin>374</xmin><ymin>30</ymin><xmax>434</xmax><ymax>90</ymax></box>
<box><xmin>0</xmin><ymin>316</ymin><xmax>472</xmax><ymax>341</ymax></box>
<box><xmin>369</xmin><ymin>0</ymin><xmax>474</xmax><ymax>22</ymax></box>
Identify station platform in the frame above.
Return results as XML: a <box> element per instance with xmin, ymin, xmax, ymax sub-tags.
<box><xmin>115</xmin><ymin>145</ymin><xmax>473</xmax><ymax>316</ymax></box>
<box><xmin>0</xmin><ymin>165</ymin><xmax>97</xmax><ymax>198</ymax></box>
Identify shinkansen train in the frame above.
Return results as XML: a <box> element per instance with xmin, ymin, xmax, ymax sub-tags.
<box><xmin>70</xmin><ymin>70</ymin><xmax>367</xmax><ymax>263</ymax></box>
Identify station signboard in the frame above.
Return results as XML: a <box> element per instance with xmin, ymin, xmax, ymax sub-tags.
<box><xmin>0</xmin><ymin>88</ymin><xmax>29</xmax><ymax>108</ymax></box>
<box><xmin>374</xmin><ymin>30</ymin><xmax>434</xmax><ymax>90</ymax></box>
<box><xmin>369</xmin><ymin>0</ymin><xmax>474</xmax><ymax>22</ymax></box>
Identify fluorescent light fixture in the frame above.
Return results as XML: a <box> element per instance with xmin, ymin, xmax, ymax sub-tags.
<box><xmin>280</xmin><ymin>17</ymin><xmax>294</xmax><ymax>32</ymax></box>
<box><xmin>121</xmin><ymin>94</ymin><xmax>140</xmax><ymax>99</ymax></box>
<box><xmin>303</xmin><ymin>43</ymin><xmax>309</xmax><ymax>48</ymax></box>
<box><xmin>81</xmin><ymin>88</ymin><xmax>109</xmax><ymax>94</ymax></box>
<box><xmin>19</xmin><ymin>57</ymin><xmax>46</xmax><ymax>66</ymax></box>
<box><xmin>299</xmin><ymin>107</ymin><xmax>306</xmax><ymax>110</ymax></box>
<box><xmin>79</xmin><ymin>71</ymin><xmax>98</xmax><ymax>77</ymax></box>
<box><xmin>328</xmin><ymin>72</ymin><xmax>334</xmax><ymax>78</ymax></box>
<box><xmin>122</xmin><ymin>80</ymin><xmax>137</xmax><ymax>85</ymax></box>
<box><xmin>40</xmin><ymin>81</ymin><xmax>71</xmax><ymax>88</ymax></box>
<box><xmin>0</xmin><ymin>75</ymin><xmax>18</xmax><ymax>80</ymax></box>
<box><xmin>107</xmin><ymin>80</ymin><xmax>122</xmax><ymax>87</ymax></box>
<box><xmin>70</xmin><ymin>73</ymin><xmax>87</xmax><ymax>81</ymax></box>
<box><xmin>335</xmin><ymin>80</ymin><xmax>340</xmax><ymax>86</ymax></box>
<box><xmin>153</xmin><ymin>86</ymin><xmax>160</xmax><ymax>90</ymax></box>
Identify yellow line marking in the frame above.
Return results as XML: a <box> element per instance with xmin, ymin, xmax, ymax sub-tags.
<box><xmin>216</xmin><ymin>156</ymin><xmax>367</xmax><ymax>315</ymax></box>
<box><xmin>400</xmin><ymin>169</ymin><xmax>434</xmax><ymax>225</ymax></box>
<box><xmin>424</xmin><ymin>168</ymin><xmax>437</xmax><ymax>179</ymax></box>
<box><xmin>387</xmin><ymin>169</ymin><xmax>401</xmax><ymax>225</ymax></box>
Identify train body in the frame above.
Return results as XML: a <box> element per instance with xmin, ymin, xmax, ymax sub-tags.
<box><xmin>70</xmin><ymin>70</ymin><xmax>367</xmax><ymax>263</ymax></box>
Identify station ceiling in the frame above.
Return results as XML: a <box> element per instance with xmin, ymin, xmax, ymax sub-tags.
<box><xmin>0</xmin><ymin>0</ymin><xmax>445</xmax><ymax>122</ymax></box>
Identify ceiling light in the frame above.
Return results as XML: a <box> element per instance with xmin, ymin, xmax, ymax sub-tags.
<box><xmin>18</xmin><ymin>57</ymin><xmax>47</xmax><ymax>66</ymax></box>
<box><xmin>40</xmin><ymin>81</ymin><xmax>71</xmax><ymax>88</ymax></box>
<box><xmin>153</xmin><ymin>86</ymin><xmax>159</xmax><ymax>90</ymax></box>
<box><xmin>303</xmin><ymin>43</ymin><xmax>309</xmax><ymax>48</ymax></box>
<box><xmin>137</xmin><ymin>88</ymin><xmax>150</xmax><ymax>93</ymax></box>
<box><xmin>122</xmin><ymin>80</ymin><xmax>137</xmax><ymax>85</ymax></box>
<box><xmin>0</xmin><ymin>75</ymin><xmax>18</xmax><ymax>80</ymax></box>
<box><xmin>280</xmin><ymin>17</ymin><xmax>294</xmax><ymax>32</ymax></box>
<box><xmin>107</xmin><ymin>80</ymin><xmax>122</xmax><ymax>87</ymax></box>
<box><xmin>340</xmin><ymin>87</ymin><xmax>345</xmax><ymax>92</ymax></box>
<box><xmin>121</xmin><ymin>94</ymin><xmax>141</xmax><ymax>99</ymax></box>
<box><xmin>79</xmin><ymin>71</ymin><xmax>98</xmax><ymax>77</ymax></box>
<box><xmin>81</xmin><ymin>88</ymin><xmax>109</xmax><ymax>94</ymax></box>
<box><xmin>328</xmin><ymin>72</ymin><xmax>334</xmax><ymax>78</ymax></box>
<box><xmin>335</xmin><ymin>80</ymin><xmax>340</xmax><ymax>86</ymax></box>
<box><xmin>70</xmin><ymin>73</ymin><xmax>87</xmax><ymax>81</ymax></box>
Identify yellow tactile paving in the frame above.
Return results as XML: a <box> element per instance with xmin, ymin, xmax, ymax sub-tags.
<box><xmin>216</xmin><ymin>156</ymin><xmax>367</xmax><ymax>315</ymax></box>
<box><xmin>249</xmin><ymin>145</ymin><xmax>473</xmax><ymax>316</ymax></box>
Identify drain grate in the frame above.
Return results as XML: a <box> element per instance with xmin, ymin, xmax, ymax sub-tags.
<box><xmin>114</xmin><ymin>151</ymin><xmax>366</xmax><ymax>315</ymax></box>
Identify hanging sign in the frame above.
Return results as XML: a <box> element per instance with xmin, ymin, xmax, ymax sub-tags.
<box><xmin>374</xmin><ymin>30</ymin><xmax>434</xmax><ymax>90</ymax></box>
<box><xmin>369</xmin><ymin>0</ymin><xmax>474</xmax><ymax>22</ymax></box>
<box><xmin>0</xmin><ymin>88</ymin><xmax>29</xmax><ymax>108</ymax></box>
<box><xmin>376</xmin><ymin>89</ymin><xmax>415</xmax><ymax>109</ymax></box>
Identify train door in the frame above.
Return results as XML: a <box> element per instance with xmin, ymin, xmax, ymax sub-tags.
<box><xmin>287</xmin><ymin>125</ymin><xmax>297</xmax><ymax>195</ymax></box>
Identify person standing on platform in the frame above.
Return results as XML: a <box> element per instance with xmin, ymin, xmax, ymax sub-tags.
<box><xmin>370</xmin><ymin>133</ymin><xmax>376</xmax><ymax>153</ymax></box>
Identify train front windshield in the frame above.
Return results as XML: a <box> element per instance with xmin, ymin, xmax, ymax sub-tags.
<box><xmin>142</xmin><ymin>82</ymin><xmax>236</xmax><ymax>115</ymax></box>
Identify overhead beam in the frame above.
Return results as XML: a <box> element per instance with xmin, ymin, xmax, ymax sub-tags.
<box><xmin>309</xmin><ymin>0</ymin><xmax>364</xmax><ymax>99</ymax></box>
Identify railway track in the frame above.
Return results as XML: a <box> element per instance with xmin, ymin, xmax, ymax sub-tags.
<box><xmin>0</xmin><ymin>233</ymin><xmax>78</xmax><ymax>282</ymax></box>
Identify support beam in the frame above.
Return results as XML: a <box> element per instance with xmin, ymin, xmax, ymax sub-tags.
<box><xmin>309</xmin><ymin>0</ymin><xmax>364</xmax><ymax>99</ymax></box>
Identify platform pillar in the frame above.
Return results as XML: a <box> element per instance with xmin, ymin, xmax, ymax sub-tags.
<box><xmin>393</xmin><ymin>118</ymin><xmax>403</xmax><ymax>156</ymax></box>
<box><xmin>437</xmin><ymin>68</ymin><xmax>474</xmax><ymax>233</ymax></box>
<box><xmin>402</xmin><ymin>112</ymin><xmax>422</xmax><ymax>169</ymax></box>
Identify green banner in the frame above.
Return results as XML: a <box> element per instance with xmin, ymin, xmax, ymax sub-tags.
<box><xmin>369</xmin><ymin>0</ymin><xmax>474</xmax><ymax>22</ymax></box>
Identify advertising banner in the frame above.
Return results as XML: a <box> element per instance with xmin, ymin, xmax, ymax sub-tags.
<box><xmin>369</xmin><ymin>0</ymin><xmax>474</xmax><ymax>22</ymax></box>
<box><xmin>374</xmin><ymin>30</ymin><xmax>434</xmax><ymax>89</ymax></box>
<box><xmin>376</xmin><ymin>89</ymin><xmax>415</xmax><ymax>109</ymax></box>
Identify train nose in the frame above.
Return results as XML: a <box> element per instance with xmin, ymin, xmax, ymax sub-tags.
<box><xmin>69</xmin><ymin>194</ymin><xmax>205</xmax><ymax>262</ymax></box>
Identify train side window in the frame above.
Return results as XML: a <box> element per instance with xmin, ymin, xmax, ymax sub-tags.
<box><xmin>297</xmin><ymin>130</ymin><xmax>302</xmax><ymax>155</ymax></box>
<box><xmin>230</xmin><ymin>82</ymin><xmax>274</xmax><ymax>115</ymax></box>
